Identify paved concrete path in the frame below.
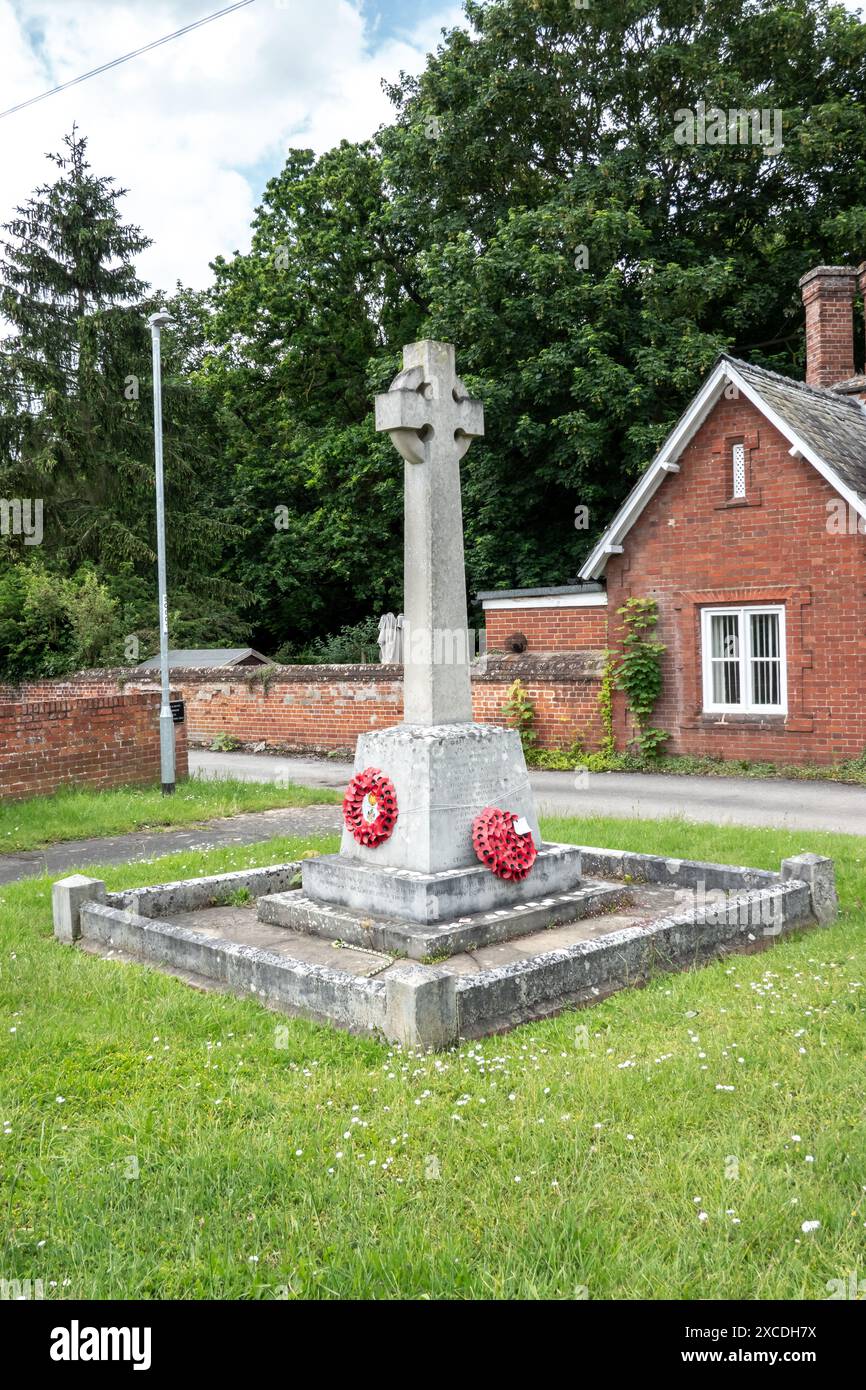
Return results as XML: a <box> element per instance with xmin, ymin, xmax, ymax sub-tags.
<box><xmin>191</xmin><ymin>749</ymin><xmax>866</xmax><ymax>836</ymax></box>
<box><xmin>0</xmin><ymin>803</ymin><xmax>343</xmax><ymax>886</ymax></box>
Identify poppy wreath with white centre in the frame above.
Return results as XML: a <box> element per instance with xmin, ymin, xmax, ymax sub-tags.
<box><xmin>471</xmin><ymin>806</ymin><xmax>537</xmax><ymax>882</ymax></box>
<box><xmin>343</xmin><ymin>767</ymin><xmax>399</xmax><ymax>847</ymax></box>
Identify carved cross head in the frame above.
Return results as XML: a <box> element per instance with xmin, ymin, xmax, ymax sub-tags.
<box><xmin>374</xmin><ymin>340</ymin><xmax>484</xmax><ymax>464</ymax></box>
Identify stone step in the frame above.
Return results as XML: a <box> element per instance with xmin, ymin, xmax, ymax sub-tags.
<box><xmin>257</xmin><ymin>877</ymin><xmax>631</xmax><ymax>961</ymax></box>
<box><xmin>301</xmin><ymin>840</ymin><xmax>584</xmax><ymax>925</ymax></box>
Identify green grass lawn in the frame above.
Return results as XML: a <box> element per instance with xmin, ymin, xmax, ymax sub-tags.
<box><xmin>1</xmin><ymin>813</ymin><xmax>865</xmax><ymax>1300</ymax></box>
<box><xmin>0</xmin><ymin>778</ymin><xmax>341</xmax><ymax>853</ymax></box>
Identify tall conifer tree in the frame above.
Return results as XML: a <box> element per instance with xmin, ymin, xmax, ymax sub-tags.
<box><xmin>0</xmin><ymin>131</ymin><xmax>242</xmax><ymax>678</ymax></box>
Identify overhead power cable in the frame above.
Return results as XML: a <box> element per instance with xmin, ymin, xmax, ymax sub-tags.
<box><xmin>0</xmin><ymin>0</ymin><xmax>258</xmax><ymax>122</ymax></box>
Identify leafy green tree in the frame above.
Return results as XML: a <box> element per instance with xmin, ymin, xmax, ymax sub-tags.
<box><xmin>380</xmin><ymin>0</ymin><xmax>866</xmax><ymax>586</ymax></box>
<box><xmin>0</xmin><ymin>128</ymin><xmax>156</xmax><ymax>567</ymax></box>
<box><xmin>208</xmin><ymin>143</ymin><xmax>413</xmax><ymax>647</ymax></box>
<box><xmin>0</xmin><ymin>565</ymin><xmax>119</xmax><ymax>679</ymax></box>
<box><xmin>209</xmin><ymin>0</ymin><xmax>866</xmax><ymax>647</ymax></box>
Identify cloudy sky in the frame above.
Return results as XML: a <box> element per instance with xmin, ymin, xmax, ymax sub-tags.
<box><xmin>0</xmin><ymin>0</ymin><xmax>464</xmax><ymax>293</ymax></box>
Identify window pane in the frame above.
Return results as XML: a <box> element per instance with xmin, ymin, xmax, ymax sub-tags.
<box><xmin>712</xmin><ymin>659</ymin><xmax>741</xmax><ymax>704</ymax></box>
<box><xmin>710</xmin><ymin>613</ymin><xmax>741</xmax><ymax>704</ymax></box>
<box><xmin>749</xmin><ymin>612</ymin><xmax>781</xmax><ymax>706</ymax></box>
<box><xmin>711</xmin><ymin>613</ymin><xmax>739</xmax><ymax>660</ymax></box>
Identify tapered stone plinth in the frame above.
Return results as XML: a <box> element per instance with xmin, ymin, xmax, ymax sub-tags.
<box><xmin>337</xmin><ymin>722</ymin><xmax>538</xmax><ymax>874</ymax></box>
<box><xmin>294</xmin><ymin>720</ymin><xmax>582</xmax><ymax>930</ymax></box>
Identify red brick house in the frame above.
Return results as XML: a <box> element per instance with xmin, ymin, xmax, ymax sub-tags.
<box><xmin>484</xmin><ymin>263</ymin><xmax>866</xmax><ymax>766</ymax></box>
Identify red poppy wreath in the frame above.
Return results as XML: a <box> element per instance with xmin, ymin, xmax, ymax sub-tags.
<box><xmin>471</xmin><ymin>806</ymin><xmax>537</xmax><ymax>882</ymax></box>
<box><xmin>343</xmin><ymin>767</ymin><xmax>398</xmax><ymax>848</ymax></box>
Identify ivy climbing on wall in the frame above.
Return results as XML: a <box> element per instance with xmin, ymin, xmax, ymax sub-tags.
<box><xmin>608</xmin><ymin>597</ymin><xmax>669</xmax><ymax>759</ymax></box>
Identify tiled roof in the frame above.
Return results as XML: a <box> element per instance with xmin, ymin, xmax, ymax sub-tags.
<box><xmin>722</xmin><ymin>354</ymin><xmax>866</xmax><ymax>503</ymax></box>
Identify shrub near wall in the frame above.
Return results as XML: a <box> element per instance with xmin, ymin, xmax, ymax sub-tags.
<box><xmin>0</xmin><ymin>691</ymin><xmax>189</xmax><ymax>801</ymax></box>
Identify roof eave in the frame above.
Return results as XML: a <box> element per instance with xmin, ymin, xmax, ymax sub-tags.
<box><xmin>579</xmin><ymin>357</ymin><xmax>866</xmax><ymax>581</ymax></box>
<box><xmin>579</xmin><ymin>359</ymin><xmax>731</xmax><ymax>580</ymax></box>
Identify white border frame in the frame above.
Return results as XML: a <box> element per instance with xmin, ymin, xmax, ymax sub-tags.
<box><xmin>700</xmin><ymin>605</ymin><xmax>787</xmax><ymax>715</ymax></box>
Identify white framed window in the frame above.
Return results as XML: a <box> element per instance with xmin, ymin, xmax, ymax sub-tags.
<box><xmin>731</xmin><ymin>442</ymin><xmax>747</xmax><ymax>498</ymax></box>
<box><xmin>701</xmin><ymin>606</ymin><xmax>787</xmax><ymax>715</ymax></box>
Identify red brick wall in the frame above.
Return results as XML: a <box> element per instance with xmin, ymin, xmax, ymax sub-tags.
<box><xmin>10</xmin><ymin>658</ymin><xmax>605</xmax><ymax>755</ymax></box>
<box><xmin>0</xmin><ymin>692</ymin><xmax>189</xmax><ymax>801</ymax></box>
<box><xmin>605</xmin><ymin>391</ymin><xmax>866</xmax><ymax>764</ymax></box>
<box><xmin>169</xmin><ymin>659</ymin><xmax>603</xmax><ymax>753</ymax></box>
<box><xmin>473</xmin><ymin>666</ymin><xmax>604</xmax><ymax>751</ymax></box>
<box><xmin>485</xmin><ymin>604</ymin><xmax>608</xmax><ymax>652</ymax></box>
<box><xmin>184</xmin><ymin>669</ymin><xmax>404</xmax><ymax>748</ymax></box>
<box><xmin>13</xmin><ymin>677</ymin><xmax>161</xmax><ymax>701</ymax></box>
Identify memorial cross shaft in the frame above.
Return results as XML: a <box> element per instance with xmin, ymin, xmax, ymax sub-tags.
<box><xmin>375</xmin><ymin>340</ymin><xmax>484</xmax><ymax>725</ymax></box>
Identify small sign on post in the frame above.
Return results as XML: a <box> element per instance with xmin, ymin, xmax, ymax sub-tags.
<box><xmin>169</xmin><ymin>700</ymin><xmax>185</xmax><ymax>725</ymax></box>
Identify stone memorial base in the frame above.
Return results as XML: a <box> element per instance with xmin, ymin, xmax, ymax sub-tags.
<box><xmin>258</xmin><ymin>864</ymin><xmax>626</xmax><ymax>961</ymax></box>
<box><xmin>298</xmin><ymin>840</ymin><xmax>584</xmax><ymax>926</ymax></box>
<box><xmin>337</xmin><ymin>722</ymin><xmax>540</xmax><ymax>874</ymax></box>
<box><xmin>284</xmin><ymin>716</ymin><xmax>586</xmax><ymax>953</ymax></box>
<box><xmin>52</xmin><ymin>848</ymin><xmax>838</xmax><ymax>1049</ymax></box>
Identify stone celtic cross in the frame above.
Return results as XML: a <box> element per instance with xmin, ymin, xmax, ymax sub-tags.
<box><xmin>375</xmin><ymin>340</ymin><xmax>484</xmax><ymax>725</ymax></box>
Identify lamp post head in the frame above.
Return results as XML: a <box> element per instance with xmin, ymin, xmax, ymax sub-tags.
<box><xmin>148</xmin><ymin>309</ymin><xmax>173</xmax><ymax>331</ymax></box>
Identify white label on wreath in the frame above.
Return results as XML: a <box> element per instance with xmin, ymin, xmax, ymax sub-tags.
<box><xmin>361</xmin><ymin>792</ymin><xmax>379</xmax><ymax>825</ymax></box>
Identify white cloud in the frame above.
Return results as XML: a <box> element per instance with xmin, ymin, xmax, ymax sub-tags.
<box><xmin>0</xmin><ymin>0</ymin><xmax>463</xmax><ymax>291</ymax></box>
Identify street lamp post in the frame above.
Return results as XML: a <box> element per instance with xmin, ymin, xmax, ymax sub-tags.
<box><xmin>148</xmin><ymin>309</ymin><xmax>176</xmax><ymax>796</ymax></box>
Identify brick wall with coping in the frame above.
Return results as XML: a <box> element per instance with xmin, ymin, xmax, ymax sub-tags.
<box><xmin>7</xmin><ymin>655</ymin><xmax>605</xmax><ymax>755</ymax></box>
<box><xmin>0</xmin><ymin>690</ymin><xmax>189</xmax><ymax>801</ymax></box>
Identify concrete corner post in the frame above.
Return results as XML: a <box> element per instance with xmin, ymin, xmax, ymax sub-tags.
<box><xmin>52</xmin><ymin>875</ymin><xmax>106</xmax><ymax>944</ymax></box>
<box><xmin>780</xmin><ymin>854</ymin><xmax>839</xmax><ymax>924</ymax></box>
<box><xmin>385</xmin><ymin>965</ymin><xmax>458</xmax><ymax>1049</ymax></box>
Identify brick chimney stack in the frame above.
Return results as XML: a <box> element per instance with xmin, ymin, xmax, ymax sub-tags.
<box><xmin>799</xmin><ymin>265</ymin><xmax>857</xmax><ymax>388</ymax></box>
